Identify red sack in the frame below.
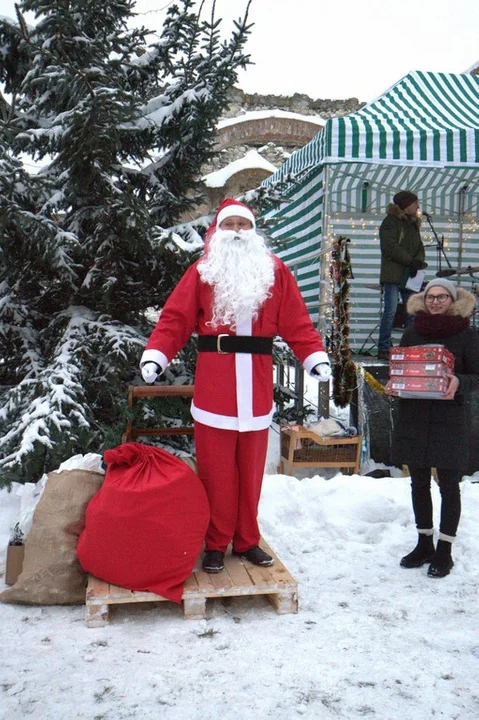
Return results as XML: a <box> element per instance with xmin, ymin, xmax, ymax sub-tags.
<box><xmin>77</xmin><ymin>442</ymin><xmax>209</xmax><ymax>603</ymax></box>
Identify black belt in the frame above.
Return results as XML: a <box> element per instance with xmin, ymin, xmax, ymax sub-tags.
<box><xmin>197</xmin><ymin>335</ymin><xmax>273</xmax><ymax>355</ymax></box>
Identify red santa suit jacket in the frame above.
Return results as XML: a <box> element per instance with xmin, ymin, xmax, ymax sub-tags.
<box><xmin>140</xmin><ymin>255</ymin><xmax>327</xmax><ymax>432</ymax></box>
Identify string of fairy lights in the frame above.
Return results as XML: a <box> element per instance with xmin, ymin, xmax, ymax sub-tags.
<box><xmin>315</xmin><ymin>209</ymin><xmax>479</xmax><ymax>348</ymax></box>
<box><xmin>325</xmin><ymin>211</ymin><xmax>479</xmax><ymax>278</ymax></box>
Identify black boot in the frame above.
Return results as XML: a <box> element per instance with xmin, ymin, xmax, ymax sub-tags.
<box><xmin>202</xmin><ymin>550</ymin><xmax>225</xmax><ymax>573</ymax></box>
<box><xmin>400</xmin><ymin>533</ymin><xmax>435</xmax><ymax>568</ymax></box>
<box><xmin>232</xmin><ymin>546</ymin><xmax>274</xmax><ymax>567</ymax></box>
<box><xmin>428</xmin><ymin>539</ymin><xmax>454</xmax><ymax>578</ymax></box>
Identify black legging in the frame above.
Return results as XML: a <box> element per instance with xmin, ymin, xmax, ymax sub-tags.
<box><xmin>408</xmin><ymin>467</ymin><xmax>462</xmax><ymax>537</ymax></box>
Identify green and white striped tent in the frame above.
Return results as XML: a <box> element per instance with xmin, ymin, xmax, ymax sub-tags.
<box><xmin>264</xmin><ymin>70</ymin><xmax>479</xmax><ymax>351</ymax></box>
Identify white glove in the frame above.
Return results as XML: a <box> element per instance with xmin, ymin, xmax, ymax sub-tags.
<box><xmin>313</xmin><ymin>362</ymin><xmax>332</xmax><ymax>382</ymax></box>
<box><xmin>141</xmin><ymin>361</ymin><xmax>160</xmax><ymax>384</ymax></box>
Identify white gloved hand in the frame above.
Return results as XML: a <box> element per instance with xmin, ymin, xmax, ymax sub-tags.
<box><xmin>141</xmin><ymin>361</ymin><xmax>160</xmax><ymax>384</ymax></box>
<box><xmin>313</xmin><ymin>362</ymin><xmax>332</xmax><ymax>382</ymax></box>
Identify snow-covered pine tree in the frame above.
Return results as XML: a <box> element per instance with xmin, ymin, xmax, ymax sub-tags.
<box><xmin>0</xmin><ymin>0</ymin><xmax>252</xmax><ymax>487</ymax></box>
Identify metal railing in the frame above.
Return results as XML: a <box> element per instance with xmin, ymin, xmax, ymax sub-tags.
<box><xmin>274</xmin><ymin>251</ymin><xmax>329</xmax><ymax>422</ymax></box>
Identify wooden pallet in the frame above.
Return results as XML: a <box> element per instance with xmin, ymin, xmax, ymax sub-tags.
<box><xmin>85</xmin><ymin>538</ymin><xmax>298</xmax><ymax>627</ymax></box>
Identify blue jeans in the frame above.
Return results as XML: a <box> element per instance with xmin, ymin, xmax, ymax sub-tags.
<box><xmin>378</xmin><ymin>282</ymin><xmax>414</xmax><ymax>353</ymax></box>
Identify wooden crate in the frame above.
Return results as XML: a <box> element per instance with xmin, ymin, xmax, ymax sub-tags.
<box><xmin>279</xmin><ymin>425</ymin><xmax>361</xmax><ymax>476</ymax></box>
<box><xmin>85</xmin><ymin>538</ymin><xmax>297</xmax><ymax>627</ymax></box>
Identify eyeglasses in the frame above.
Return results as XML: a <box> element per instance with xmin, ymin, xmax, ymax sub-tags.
<box><xmin>425</xmin><ymin>293</ymin><xmax>451</xmax><ymax>303</ymax></box>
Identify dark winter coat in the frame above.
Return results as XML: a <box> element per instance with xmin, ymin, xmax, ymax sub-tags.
<box><xmin>379</xmin><ymin>204</ymin><xmax>425</xmax><ymax>285</ymax></box>
<box><xmin>392</xmin><ymin>288</ymin><xmax>479</xmax><ymax>470</ymax></box>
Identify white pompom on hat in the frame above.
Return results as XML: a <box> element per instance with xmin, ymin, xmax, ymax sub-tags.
<box><xmin>215</xmin><ymin>198</ymin><xmax>256</xmax><ymax>229</ymax></box>
<box><xmin>424</xmin><ymin>277</ymin><xmax>457</xmax><ymax>301</ymax></box>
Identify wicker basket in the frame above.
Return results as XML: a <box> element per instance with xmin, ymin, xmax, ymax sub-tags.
<box><xmin>279</xmin><ymin>426</ymin><xmax>361</xmax><ymax>475</ymax></box>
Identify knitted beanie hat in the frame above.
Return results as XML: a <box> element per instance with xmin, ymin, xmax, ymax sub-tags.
<box><xmin>393</xmin><ymin>190</ymin><xmax>418</xmax><ymax>210</ymax></box>
<box><xmin>424</xmin><ymin>277</ymin><xmax>457</xmax><ymax>301</ymax></box>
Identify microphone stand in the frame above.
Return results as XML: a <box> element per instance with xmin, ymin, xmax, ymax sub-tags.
<box><xmin>424</xmin><ymin>213</ymin><xmax>454</xmax><ymax>275</ymax></box>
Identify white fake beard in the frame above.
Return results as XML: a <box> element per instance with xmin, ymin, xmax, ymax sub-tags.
<box><xmin>198</xmin><ymin>228</ymin><xmax>275</xmax><ymax>330</ymax></box>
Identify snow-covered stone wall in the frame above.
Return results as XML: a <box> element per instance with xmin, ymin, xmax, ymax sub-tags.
<box><xmin>188</xmin><ymin>86</ymin><xmax>366</xmax><ymax>221</ymax></box>
<box><xmin>224</xmin><ymin>86</ymin><xmax>365</xmax><ymax>119</ymax></box>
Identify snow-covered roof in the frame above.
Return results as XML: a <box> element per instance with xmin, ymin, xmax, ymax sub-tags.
<box><xmin>217</xmin><ymin>109</ymin><xmax>326</xmax><ymax>130</ymax></box>
<box><xmin>203</xmin><ymin>149</ymin><xmax>277</xmax><ymax>188</ymax></box>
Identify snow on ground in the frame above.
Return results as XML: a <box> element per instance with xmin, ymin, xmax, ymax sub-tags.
<box><xmin>1</xmin><ymin>438</ymin><xmax>479</xmax><ymax>720</ymax></box>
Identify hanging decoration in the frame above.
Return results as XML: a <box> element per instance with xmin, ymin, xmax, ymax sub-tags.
<box><xmin>329</xmin><ymin>236</ymin><xmax>357</xmax><ymax>408</ymax></box>
<box><xmin>362</xmin><ymin>368</ymin><xmax>388</xmax><ymax>395</ymax></box>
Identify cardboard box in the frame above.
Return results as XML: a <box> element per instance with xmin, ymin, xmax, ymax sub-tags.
<box><xmin>5</xmin><ymin>544</ymin><xmax>25</xmax><ymax>586</ymax></box>
<box><xmin>390</xmin><ymin>345</ymin><xmax>455</xmax><ymax>369</ymax></box>
<box><xmin>389</xmin><ymin>361</ymin><xmax>449</xmax><ymax>377</ymax></box>
<box><xmin>387</xmin><ymin>375</ymin><xmax>449</xmax><ymax>399</ymax></box>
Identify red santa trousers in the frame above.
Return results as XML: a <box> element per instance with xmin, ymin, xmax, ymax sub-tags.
<box><xmin>194</xmin><ymin>422</ymin><xmax>269</xmax><ymax>553</ymax></box>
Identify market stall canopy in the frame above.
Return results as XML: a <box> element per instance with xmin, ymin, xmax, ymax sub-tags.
<box><xmin>263</xmin><ymin>71</ymin><xmax>479</xmax><ymax>335</ymax></box>
<box><xmin>272</xmin><ymin>70</ymin><xmax>479</xmax><ymax>180</ymax></box>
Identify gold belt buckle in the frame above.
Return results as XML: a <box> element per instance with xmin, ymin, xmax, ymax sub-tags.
<box><xmin>217</xmin><ymin>334</ymin><xmax>229</xmax><ymax>354</ymax></box>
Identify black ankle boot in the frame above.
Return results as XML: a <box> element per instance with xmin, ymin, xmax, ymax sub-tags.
<box><xmin>428</xmin><ymin>539</ymin><xmax>454</xmax><ymax>578</ymax></box>
<box><xmin>202</xmin><ymin>550</ymin><xmax>225</xmax><ymax>573</ymax></box>
<box><xmin>400</xmin><ymin>534</ymin><xmax>435</xmax><ymax>568</ymax></box>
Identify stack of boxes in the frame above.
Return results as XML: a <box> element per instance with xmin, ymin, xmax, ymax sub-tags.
<box><xmin>386</xmin><ymin>345</ymin><xmax>455</xmax><ymax>399</ymax></box>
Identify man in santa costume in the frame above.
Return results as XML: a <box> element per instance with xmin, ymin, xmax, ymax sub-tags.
<box><xmin>140</xmin><ymin>199</ymin><xmax>331</xmax><ymax>573</ymax></box>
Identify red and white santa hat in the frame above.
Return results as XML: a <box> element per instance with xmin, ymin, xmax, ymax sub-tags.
<box><xmin>203</xmin><ymin>198</ymin><xmax>256</xmax><ymax>249</ymax></box>
<box><xmin>215</xmin><ymin>198</ymin><xmax>256</xmax><ymax>229</ymax></box>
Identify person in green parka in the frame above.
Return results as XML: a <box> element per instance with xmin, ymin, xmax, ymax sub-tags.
<box><xmin>377</xmin><ymin>190</ymin><xmax>427</xmax><ymax>360</ymax></box>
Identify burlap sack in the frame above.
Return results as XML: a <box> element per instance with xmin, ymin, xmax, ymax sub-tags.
<box><xmin>0</xmin><ymin>469</ymin><xmax>103</xmax><ymax>605</ymax></box>
<box><xmin>181</xmin><ymin>455</ymin><xmax>198</xmax><ymax>474</ymax></box>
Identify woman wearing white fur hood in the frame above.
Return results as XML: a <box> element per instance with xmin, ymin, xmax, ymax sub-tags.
<box><xmin>391</xmin><ymin>277</ymin><xmax>479</xmax><ymax>578</ymax></box>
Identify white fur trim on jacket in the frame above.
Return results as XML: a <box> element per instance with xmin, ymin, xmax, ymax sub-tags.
<box><xmin>407</xmin><ymin>286</ymin><xmax>476</xmax><ymax>318</ymax></box>
<box><xmin>216</xmin><ymin>205</ymin><xmax>256</xmax><ymax>228</ymax></box>
<box><xmin>303</xmin><ymin>350</ymin><xmax>330</xmax><ymax>377</ymax></box>
<box><xmin>140</xmin><ymin>349</ymin><xmax>169</xmax><ymax>373</ymax></box>
<box><xmin>191</xmin><ymin>402</ymin><xmax>274</xmax><ymax>431</ymax></box>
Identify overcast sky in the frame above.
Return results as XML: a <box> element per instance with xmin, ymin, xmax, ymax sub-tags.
<box><xmin>1</xmin><ymin>0</ymin><xmax>478</xmax><ymax>103</ymax></box>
